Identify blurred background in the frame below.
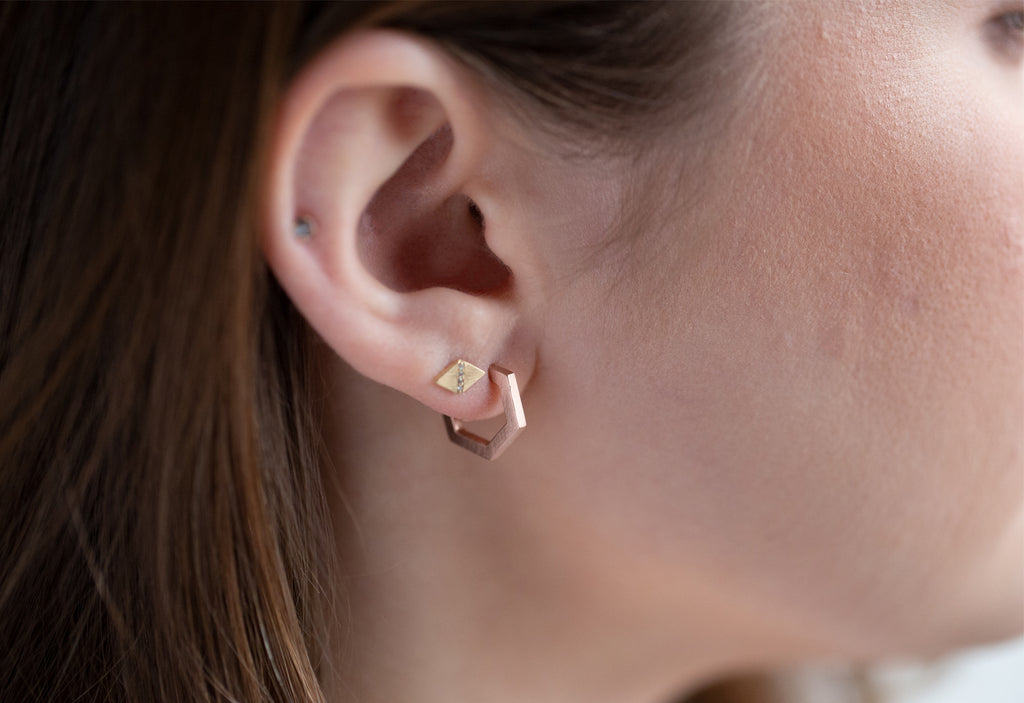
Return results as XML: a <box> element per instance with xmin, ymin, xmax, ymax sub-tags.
<box><xmin>686</xmin><ymin>636</ymin><xmax>1024</xmax><ymax>703</ymax></box>
<box><xmin>872</xmin><ymin>635</ymin><xmax>1024</xmax><ymax>703</ymax></box>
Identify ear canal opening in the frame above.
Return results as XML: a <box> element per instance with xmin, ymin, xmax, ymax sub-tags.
<box><xmin>357</xmin><ymin>123</ymin><xmax>512</xmax><ymax>295</ymax></box>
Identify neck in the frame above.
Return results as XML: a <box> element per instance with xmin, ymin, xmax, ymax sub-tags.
<box><xmin>319</xmin><ymin>358</ymin><xmax>764</xmax><ymax>703</ymax></box>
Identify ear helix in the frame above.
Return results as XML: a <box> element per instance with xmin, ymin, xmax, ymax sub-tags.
<box><xmin>434</xmin><ymin>360</ymin><xmax>526</xmax><ymax>461</ymax></box>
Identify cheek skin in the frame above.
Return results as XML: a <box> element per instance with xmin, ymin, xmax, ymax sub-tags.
<box><xmin>681</xmin><ymin>2</ymin><xmax>1024</xmax><ymax>650</ymax></box>
<box><xmin>522</xmin><ymin>0</ymin><xmax>1022</xmax><ymax>665</ymax></box>
<box><xmin>553</xmin><ymin>0</ymin><xmax>1024</xmax><ymax>658</ymax></box>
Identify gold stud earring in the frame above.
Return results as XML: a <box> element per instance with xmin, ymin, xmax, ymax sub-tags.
<box><xmin>434</xmin><ymin>359</ymin><xmax>486</xmax><ymax>394</ymax></box>
<box><xmin>434</xmin><ymin>361</ymin><xmax>526</xmax><ymax>460</ymax></box>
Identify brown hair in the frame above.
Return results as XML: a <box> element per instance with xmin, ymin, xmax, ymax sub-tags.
<box><xmin>0</xmin><ymin>2</ymin><xmax>762</xmax><ymax>701</ymax></box>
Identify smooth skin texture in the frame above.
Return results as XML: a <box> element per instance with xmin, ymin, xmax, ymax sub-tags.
<box><xmin>263</xmin><ymin>2</ymin><xmax>1024</xmax><ymax>702</ymax></box>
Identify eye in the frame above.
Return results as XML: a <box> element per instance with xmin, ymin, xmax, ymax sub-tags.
<box><xmin>998</xmin><ymin>8</ymin><xmax>1024</xmax><ymax>32</ymax></box>
<box><xmin>985</xmin><ymin>5</ymin><xmax>1024</xmax><ymax>59</ymax></box>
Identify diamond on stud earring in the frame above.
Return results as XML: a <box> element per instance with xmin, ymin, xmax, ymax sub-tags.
<box><xmin>434</xmin><ymin>359</ymin><xmax>485</xmax><ymax>394</ymax></box>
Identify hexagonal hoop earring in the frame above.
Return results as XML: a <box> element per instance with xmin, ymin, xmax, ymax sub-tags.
<box><xmin>443</xmin><ymin>365</ymin><xmax>526</xmax><ymax>461</ymax></box>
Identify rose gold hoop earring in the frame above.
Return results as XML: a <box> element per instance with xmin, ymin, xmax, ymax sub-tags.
<box><xmin>434</xmin><ymin>360</ymin><xmax>526</xmax><ymax>460</ymax></box>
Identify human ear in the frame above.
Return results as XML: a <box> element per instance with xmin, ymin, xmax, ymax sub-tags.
<box><xmin>262</xmin><ymin>30</ymin><xmax>536</xmax><ymax>422</ymax></box>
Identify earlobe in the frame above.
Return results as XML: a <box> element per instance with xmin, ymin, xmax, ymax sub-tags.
<box><xmin>261</xmin><ymin>30</ymin><xmax>535</xmax><ymax>422</ymax></box>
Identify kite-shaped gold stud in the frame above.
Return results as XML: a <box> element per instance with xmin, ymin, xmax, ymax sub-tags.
<box><xmin>434</xmin><ymin>359</ymin><xmax>486</xmax><ymax>394</ymax></box>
